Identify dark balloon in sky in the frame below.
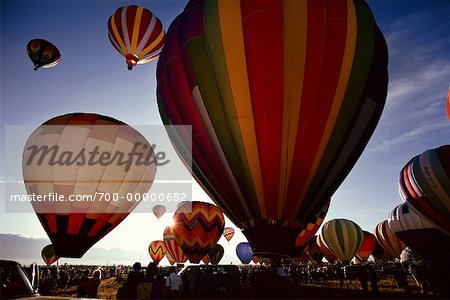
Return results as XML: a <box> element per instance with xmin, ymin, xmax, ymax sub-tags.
<box><xmin>27</xmin><ymin>39</ymin><xmax>61</xmax><ymax>71</ymax></box>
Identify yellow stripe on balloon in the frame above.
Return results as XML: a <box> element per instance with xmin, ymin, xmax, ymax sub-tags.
<box><xmin>277</xmin><ymin>0</ymin><xmax>308</xmax><ymax>218</ymax></box>
<box><xmin>110</xmin><ymin>17</ymin><xmax>127</xmax><ymax>55</ymax></box>
<box><xmin>217</xmin><ymin>0</ymin><xmax>266</xmax><ymax>217</ymax></box>
<box><xmin>131</xmin><ymin>6</ymin><xmax>144</xmax><ymax>53</ymax></box>
<box><xmin>139</xmin><ymin>29</ymin><xmax>165</xmax><ymax>58</ymax></box>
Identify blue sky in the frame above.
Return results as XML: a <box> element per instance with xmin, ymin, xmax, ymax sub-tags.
<box><xmin>1</xmin><ymin>0</ymin><xmax>449</xmax><ymax>265</ymax></box>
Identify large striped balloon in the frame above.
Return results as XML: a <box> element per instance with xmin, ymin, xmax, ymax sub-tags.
<box><xmin>356</xmin><ymin>231</ymin><xmax>376</xmax><ymax>261</ymax></box>
<box><xmin>398</xmin><ymin>145</ymin><xmax>450</xmax><ymax>232</ymax></box>
<box><xmin>108</xmin><ymin>5</ymin><xmax>165</xmax><ymax>70</ymax></box>
<box><xmin>156</xmin><ymin>0</ymin><xmax>388</xmax><ymax>257</ymax></box>
<box><xmin>236</xmin><ymin>242</ymin><xmax>253</xmax><ymax>265</ymax></box>
<box><xmin>23</xmin><ymin>113</ymin><xmax>156</xmax><ymax>258</ymax></box>
<box><xmin>319</xmin><ymin>219</ymin><xmax>364</xmax><ymax>263</ymax></box>
<box><xmin>163</xmin><ymin>226</ymin><xmax>188</xmax><ymax>264</ymax></box>
<box><xmin>149</xmin><ymin>240</ymin><xmax>166</xmax><ymax>264</ymax></box>
<box><xmin>374</xmin><ymin>220</ymin><xmax>405</xmax><ymax>259</ymax></box>
<box><xmin>172</xmin><ymin>201</ymin><xmax>225</xmax><ymax>263</ymax></box>
<box><xmin>388</xmin><ymin>203</ymin><xmax>450</xmax><ymax>261</ymax></box>
<box><xmin>27</xmin><ymin>39</ymin><xmax>61</xmax><ymax>71</ymax></box>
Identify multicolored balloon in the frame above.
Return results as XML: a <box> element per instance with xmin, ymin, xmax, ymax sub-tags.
<box><xmin>41</xmin><ymin>244</ymin><xmax>59</xmax><ymax>266</ymax></box>
<box><xmin>108</xmin><ymin>5</ymin><xmax>165</xmax><ymax>70</ymax></box>
<box><xmin>207</xmin><ymin>244</ymin><xmax>224</xmax><ymax>265</ymax></box>
<box><xmin>201</xmin><ymin>255</ymin><xmax>210</xmax><ymax>264</ymax></box>
<box><xmin>149</xmin><ymin>240</ymin><xmax>166</xmax><ymax>264</ymax></box>
<box><xmin>27</xmin><ymin>39</ymin><xmax>61</xmax><ymax>71</ymax></box>
<box><xmin>388</xmin><ymin>202</ymin><xmax>450</xmax><ymax>261</ymax></box>
<box><xmin>356</xmin><ymin>231</ymin><xmax>376</xmax><ymax>261</ymax></box>
<box><xmin>223</xmin><ymin>227</ymin><xmax>235</xmax><ymax>242</ymax></box>
<box><xmin>23</xmin><ymin>113</ymin><xmax>156</xmax><ymax>258</ymax></box>
<box><xmin>156</xmin><ymin>0</ymin><xmax>388</xmax><ymax>257</ymax></box>
<box><xmin>163</xmin><ymin>226</ymin><xmax>188</xmax><ymax>264</ymax></box>
<box><xmin>172</xmin><ymin>201</ymin><xmax>225</xmax><ymax>263</ymax></box>
<box><xmin>398</xmin><ymin>145</ymin><xmax>450</xmax><ymax>232</ymax></box>
<box><xmin>319</xmin><ymin>219</ymin><xmax>364</xmax><ymax>263</ymax></box>
<box><xmin>152</xmin><ymin>205</ymin><xmax>166</xmax><ymax>221</ymax></box>
<box><xmin>374</xmin><ymin>220</ymin><xmax>405</xmax><ymax>259</ymax></box>
<box><xmin>236</xmin><ymin>242</ymin><xmax>253</xmax><ymax>265</ymax></box>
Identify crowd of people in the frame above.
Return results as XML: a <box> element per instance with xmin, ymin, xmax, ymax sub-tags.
<box><xmin>34</xmin><ymin>258</ymin><xmax>450</xmax><ymax>299</ymax></box>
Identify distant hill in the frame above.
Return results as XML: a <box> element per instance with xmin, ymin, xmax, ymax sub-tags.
<box><xmin>0</xmin><ymin>233</ymin><xmax>143</xmax><ymax>266</ymax></box>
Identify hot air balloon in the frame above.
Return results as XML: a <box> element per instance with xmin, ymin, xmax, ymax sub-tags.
<box><xmin>371</xmin><ymin>239</ymin><xmax>394</xmax><ymax>261</ymax></box>
<box><xmin>356</xmin><ymin>231</ymin><xmax>376</xmax><ymax>261</ymax></box>
<box><xmin>223</xmin><ymin>227</ymin><xmax>235</xmax><ymax>242</ymax></box>
<box><xmin>22</xmin><ymin>113</ymin><xmax>156</xmax><ymax>258</ymax></box>
<box><xmin>236</xmin><ymin>242</ymin><xmax>253</xmax><ymax>265</ymax></box>
<box><xmin>163</xmin><ymin>226</ymin><xmax>188</xmax><ymax>264</ymax></box>
<box><xmin>27</xmin><ymin>39</ymin><xmax>61</xmax><ymax>71</ymax></box>
<box><xmin>295</xmin><ymin>200</ymin><xmax>330</xmax><ymax>248</ymax></box>
<box><xmin>306</xmin><ymin>237</ymin><xmax>324</xmax><ymax>264</ymax></box>
<box><xmin>446</xmin><ymin>88</ymin><xmax>450</xmax><ymax>120</ymax></box>
<box><xmin>41</xmin><ymin>244</ymin><xmax>59</xmax><ymax>266</ymax></box>
<box><xmin>156</xmin><ymin>0</ymin><xmax>388</xmax><ymax>257</ymax></box>
<box><xmin>398</xmin><ymin>145</ymin><xmax>450</xmax><ymax>232</ymax></box>
<box><xmin>320</xmin><ymin>219</ymin><xmax>364</xmax><ymax>264</ymax></box>
<box><xmin>388</xmin><ymin>203</ymin><xmax>450</xmax><ymax>261</ymax></box>
<box><xmin>201</xmin><ymin>255</ymin><xmax>210</xmax><ymax>264</ymax></box>
<box><xmin>149</xmin><ymin>240</ymin><xmax>167</xmax><ymax>264</ymax></box>
<box><xmin>207</xmin><ymin>244</ymin><xmax>224</xmax><ymax>265</ymax></box>
<box><xmin>108</xmin><ymin>5</ymin><xmax>165</xmax><ymax>70</ymax></box>
<box><xmin>172</xmin><ymin>201</ymin><xmax>225</xmax><ymax>263</ymax></box>
<box><xmin>317</xmin><ymin>235</ymin><xmax>337</xmax><ymax>263</ymax></box>
<box><xmin>166</xmin><ymin>251</ymin><xmax>176</xmax><ymax>265</ymax></box>
<box><xmin>153</xmin><ymin>205</ymin><xmax>166</xmax><ymax>221</ymax></box>
<box><xmin>252</xmin><ymin>257</ymin><xmax>259</xmax><ymax>265</ymax></box>
<box><xmin>374</xmin><ymin>220</ymin><xmax>405</xmax><ymax>259</ymax></box>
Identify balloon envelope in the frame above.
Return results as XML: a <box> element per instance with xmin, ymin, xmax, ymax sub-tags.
<box><xmin>374</xmin><ymin>220</ymin><xmax>405</xmax><ymax>259</ymax></box>
<box><xmin>223</xmin><ymin>227</ymin><xmax>235</xmax><ymax>242</ymax></box>
<box><xmin>152</xmin><ymin>205</ymin><xmax>166</xmax><ymax>220</ymax></box>
<box><xmin>27</xmin><ymin>39</ymin><xmax>61</xmax><ymax>70</ymax></box>
<box><xmin>149</xmin><ymin>240</ymin><xmax>166</xmax><ymax>264</ymax></box>
<box><xmin>156</xmin><ymin>0</ymin><xmax>388</xmax><ymax>257</ymax></box>
<box><xmin>172</xmin><ymin>201</ymin><xmax>225</xmax><ymax>263</ymax></box>
<box><xmin>41</xmin><ymin>244</ymin><xmax>59</xmax><ymax>266</ymax></box>
<box><xmin>320</xmin><ymin>219</ymin><xmax>364</xmax><ymax>263</ymax></box>
<box><xmin>22</xmin><ymin>113</ymin><xmax>156</xmax><ymax>258</ymax></box>
<box><xmin>163</xmin><ymin>226</ymin><xmax>188</xmax><ymax>264</ymax></box>
<box><xmin>236</xmin><ymin>242</ymin><xmax>253</xmax><ymax>265</ymax></box>
<box><xmin>207</xmin><ymin>244</ymin><xmax>224</xmax><ymax>265</ymax></box>
<box><xmin>356</xmin><ymin>231</ymin><xmax>376</xmax><ymax>261</ymax></box>
<box><xmin>398</xmin><ymin>145</ymin><xmax>450</xmax><ymax>232</ymax></box>
<box><xmin>317</xmin><ymin>235</ymin><xmax>337</xmax><ymax>263</ymax></box>
<box><xmin>108</xmin><ymin>5</ymin><xmax>165</xmax><ymax>70</ymax></box>
<box><xmin>388</xmin><ymin>203</ymin><xmax>450</xmax><ymax>261</ymax></box>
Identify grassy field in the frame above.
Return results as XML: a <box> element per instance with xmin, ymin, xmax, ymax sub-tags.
<box><xmin>53</xmin><ymin>276</ymin><xmax>437</xmax><ymax>299</ymax></box>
